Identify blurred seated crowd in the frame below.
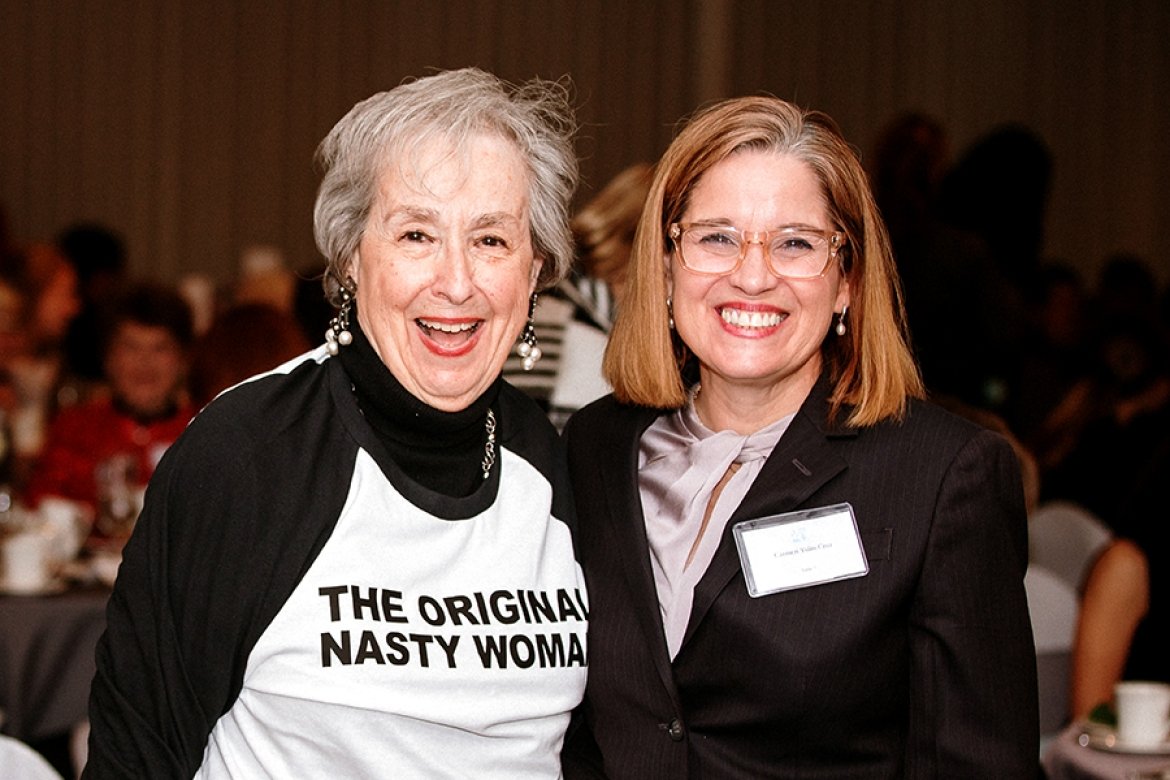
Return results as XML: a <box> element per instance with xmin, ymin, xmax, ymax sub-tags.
<box><xmin>872</xmin><ymin>113</ymin><xmax>1169</xmax><ymax>741</ymax></box>
<box><xmin>0</xmin><ymin>218</ymin><xmax>320</xmax><ymax>551</ymax></box>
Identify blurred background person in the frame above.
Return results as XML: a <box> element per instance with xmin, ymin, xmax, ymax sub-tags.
<box><xmin>1035</xmin><ymin>260</ymin><xmax>1170</xmax><ymax>538</ymax></box>
<box><xmin>936</xmin><ymin>124</ymin><xmax>1053</xmax><ymax>293</ymax></box>
<box><xmin>188</xmin><ymin>302</ymin><xmax>310</xmax><ymax>408</ymax></box>
<box><xmin>56</xmin><ymin>222</ymin><xmax>129</xmax><ymax>398</ymax></box>
<box><xmin>1093</xmin><ymin>252</ymin><xmax>1162</xmax><ymax>327</ymax></box>
<box><xmin>1069</xmin><ymin>538</ymin><xmax>1156</xmax><ymax>720</ymax></box>
<box><xmin>505</xmin><ymin>161</ymin><xmax>653</xmax><ymax>429</ymax></box>
<box><xmin>1011</xmin><ymin>261</ymin><xmax>1088</xmax><ymax>445</ymax></box>
<box><xmin>0</xmin><ymin>274</ymin><xmax>25</xmax><ymax>421</ymax></box>
<box><xmin>931</xmin><ymin>124</ymin><xmax>1051</xmax><ymax>413</ymax></box>
<box><xmin>0</xmin><ymin>204</ymin><xmax>23</xmax><ymax>410</ymax></box>
<box><xmin>0</xmin><ymin>241</ymin><xmax>82</xmax><ymax>489</ymax></box>
<box><xmin>870</xmin><ymin>112</ymin><xmax>950</xmax><ymax>255</ymax></box>
<box><xmin>871</xmin><ymin>117</ymin><xmax>1046</xmax><ymax>416</ymax></box>
<box><xmin>232</xmin><ymin>243</ymin><xmax>296</xmax><ymax>314</ymax></box>
<box><xmin>569</xmin><ymin>161</ymin><xmax>654</xmax><ymax>310</ymax></box>
<box><xmin>23</xmin><ymin>282</ymin><xmax>194</xmax><ymax>544</ymax></box>
<box><xmin>1064</xmin><ymin>282</ymin><xmax>1170</xmax><ymax>717</ymax></box>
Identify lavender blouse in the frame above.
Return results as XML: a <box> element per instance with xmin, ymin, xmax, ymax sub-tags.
<box><xmin>638</xmin><ymin>391</ymin><xmax>793</xmax><ymax>658</ymax></box>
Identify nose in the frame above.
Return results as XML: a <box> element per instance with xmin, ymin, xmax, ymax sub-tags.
<box><xmin>730</xmin><ymin>239</ymin><xmax>778</xmax><ymax>294</ymax></box>
<box><xmin>432</xmin><ymin>244</ymin><xmax>476</xmax><ymax>303</ymax></box>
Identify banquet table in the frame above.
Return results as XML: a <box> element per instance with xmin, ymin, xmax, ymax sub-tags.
<box><xmin>1044</xmin><ymin>722</ymin><xmax>1170</xmax><ymax>779</ymax></box>
<box><xmin>0</xmin><ymin>585</ymin><xmax>110</xmax><ymax>742</ymax></box>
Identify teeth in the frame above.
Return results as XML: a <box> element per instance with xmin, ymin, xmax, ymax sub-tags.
<box><xmin>721</xmin><ymin>308</ymin><xmax>783</xmax><ymax>328</ymax></box>
<box><xmin>419</xmin><ymin>319</ymin><xmax>478</xmax><ymax>333</ymax></box>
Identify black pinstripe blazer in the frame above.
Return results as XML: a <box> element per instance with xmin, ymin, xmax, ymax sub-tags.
<box><xmin>561</xmin><ymin>377</ymin><xmax>1039</xmax><ymax>779</ymax></box>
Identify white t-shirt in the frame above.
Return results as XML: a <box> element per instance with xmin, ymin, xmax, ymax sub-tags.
<box><xmin>196</xmin><ymin>447</ymin><xmax>588</xmax><ymax>779</ymax></box>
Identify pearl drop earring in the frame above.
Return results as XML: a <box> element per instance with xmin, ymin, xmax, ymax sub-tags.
<box><xmin>326</xmin><ymin>287</ymin><xmax>354</xmax><ymax>356</ymax></box>
<box><xmin>835</xmin><ymin>305</ymin><xmax>848</xmax><ymax>337</ymax></box>
<box><xmin>517</xmin><ymin>293</ymin><xmax>542</xmax><ymax>371</ymax></box>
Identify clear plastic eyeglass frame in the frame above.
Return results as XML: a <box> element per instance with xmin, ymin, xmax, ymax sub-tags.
<box><xmin>669</xmin><ymin>222</ymin><xmax>845</xmax><ymax>279</ymax></box>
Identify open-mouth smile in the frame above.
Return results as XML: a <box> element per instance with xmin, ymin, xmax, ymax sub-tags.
<box><xmin>718</xmin><ymin>306</ymin><xmax>787</xmax><ymax>329</ymax></box>
<box><xmin>417</xmin><ymin>318</ymin><xmax>482</xmax><ymax>355</ymax></box>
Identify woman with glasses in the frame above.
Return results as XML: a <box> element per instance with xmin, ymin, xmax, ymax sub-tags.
<box><xmin>562</xmin><ymin>96</ymin><xmax>1038</xmax><ymax>778</ymax></box>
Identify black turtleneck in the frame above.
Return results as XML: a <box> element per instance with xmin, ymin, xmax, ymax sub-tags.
<box><xmin>336</xmin><ymin>315</ymin><xmax>500</xmax><ymax>498</ymax></box>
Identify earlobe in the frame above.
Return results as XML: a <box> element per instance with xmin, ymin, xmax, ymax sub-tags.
<box><xmin>529</xmin><ymin>258</ymin><xmax>544</xmax><ymax>293</ymax></box>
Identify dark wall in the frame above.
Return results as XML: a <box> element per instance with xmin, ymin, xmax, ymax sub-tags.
<box><xmin>2</xmin><ymin>0</ymin><xmax>1167</xmax><ymax>286</ymax></box>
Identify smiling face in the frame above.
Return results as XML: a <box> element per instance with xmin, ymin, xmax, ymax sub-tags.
<box><xmin>669</xmin><ymin>149</ymin><xmax>849</xmax><ymax>414</ymax></box>
<box><xmin>106</xmin><ymin>321</ymin><xmax>188</xmax><ymax>417</ymax></box>
<box><xmin>349</xmin><ymin>133</ymin><xmax>541</xmax><ymax>412</ymax></box>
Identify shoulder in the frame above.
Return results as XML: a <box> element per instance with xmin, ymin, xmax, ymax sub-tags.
<box><xmin>191</xmin><ymin>348</ymin><xmax>329</xmax><ymax>434</ymax></box>
<box><xmin>498</xmin><ymin>381</ymin><xmax>559</xmax><ymax>455</ymax></box>
<box><xmin>863</xmin><ymin>396</ymin><xmax>999</xmax><ymax>451</ymax></box>
<box><xmin>563</xmin><ymin>395</ymin><xmax>664</xmax><ymax>473</ymax></box>
<box><xmin>906</xmin><ymin>398</ymin><xmax>1020</xmax><ymax>467</ymax></box>
<box><xmin>565</xmin><ymin>394</ymin><xmax>661</xmax><ymax>439</ymax></box>
<box><xmin>140</xmin><ymin>349</ymin><xmax>356</xmax><ymax>559</ymax></box>
<box><xmin>496</xmin><ymin>381</ymin><xmax>578</xmax><ymax>525</ymax></box>
<box><xmin>837</xmin><ymin>396</ymin><xmax>1019</xmax><ymax>486</ymax></box>
<box><xmin>165</xmin><ymin>349</ymin><xmax>336</xmax><ymax>477</ymax></box>
<box><xmin>566</xmin><ymin>393</ymin><xmax>621</xmax><ymax>425</ymax></box>
<box><xmin>496</xmin><ymin>380</ymin><xmax>562</xmax><ymax>475</ymax></box>
<box><xmin>901</xmin><ymin>396</ymin><xmax>988</xmax><ymax>441</ymax></box>
<box><xmin>498</xmin><ymin>380</ymin><xmax>557</xmax><ymax>435</ymax></box>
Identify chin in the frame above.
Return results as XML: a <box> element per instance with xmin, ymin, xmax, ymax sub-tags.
<box><xmin>417</xmin><ymin>377</ymin><xmax>492</xmax><ymax>410</ymax></box>
<box><xmin>121</xmin><ymin>393</ymin><xmax>170</xmax><ymax>414</ymax></box>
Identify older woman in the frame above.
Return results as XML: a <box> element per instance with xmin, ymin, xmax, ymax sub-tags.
<box><xmin>85</xmin><ymin>68</ymin><xmax>588</xmax><ymax>779</ymax></box>
<box><xmin>562</xmin><ymin>97</ymin><xmax>1038</xmax><ymax>777</ymax></box>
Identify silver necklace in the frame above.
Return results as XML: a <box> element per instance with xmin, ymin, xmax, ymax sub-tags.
<box><xmin>481</xmin><ymin>408</ymin><xmax>496</xmax><ymax>479</ymax></box>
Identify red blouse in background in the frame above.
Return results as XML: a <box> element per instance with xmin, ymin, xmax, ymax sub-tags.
<box><xmin>24</xmin><ymin>397</ymin><xmax>193</xmax><ymax>512</ymax></box>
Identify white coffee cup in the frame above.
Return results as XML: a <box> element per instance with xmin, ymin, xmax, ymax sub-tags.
<box><xmin>1</xmin><ymin>529</ymin><xmax>54</xmax><ymax>592</ymax></box>
<box><xmin>1114</xmin><ymin>680</ymin><xmax>1170</xmax><ymax>747</ymax></box>
<box><xmin>37</xmin><ymin>496</ymin><xmax>92</xmax><ymax>563</ymax></box>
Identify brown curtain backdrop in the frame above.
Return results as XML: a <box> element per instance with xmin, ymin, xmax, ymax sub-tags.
<box><xmin>1</xmin><ymin>0</ymin><xmax>1167</xmax><ymax>286</ymax></box>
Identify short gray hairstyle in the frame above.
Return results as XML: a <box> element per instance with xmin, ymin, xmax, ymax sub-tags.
<box><xmin>313</xmin><ymin>67</ymin><xmax>579</xmax><ymax>306</ymax></box>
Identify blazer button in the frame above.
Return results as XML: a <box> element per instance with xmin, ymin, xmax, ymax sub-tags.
<box><xmin>667</xmin><ymin>718</ymin><xmax>684</xmax><ymax>741</ymax></box>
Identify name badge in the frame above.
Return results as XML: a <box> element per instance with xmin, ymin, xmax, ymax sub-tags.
<box><xmin>732</xmin><ymin>502</ymin><xmax>868</xmax><ymax>598</ymax></box>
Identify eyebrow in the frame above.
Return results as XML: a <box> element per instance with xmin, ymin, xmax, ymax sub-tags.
<box><xmin>385</xmin><ymin>205</ymin><xmax>439</xmax><ymax>224</ymax></box>
<box><xmin>470</xmin><ymin>211</ymin><xmax>523</xmax><ymax>230</ymax></box>
<box><xmin>383</xmin><ymin>207</ymin><xmax>522</xmax><ymax>230</ymax></box>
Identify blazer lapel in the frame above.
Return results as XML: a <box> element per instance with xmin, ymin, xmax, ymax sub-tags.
<box><xmin>595</xmin><ymin>404</ymin><xmax>680</xmax><ymax>699</ymax></box>
<box><xmin>681</xmin><ymin>379</ymin><xmax>857</xmax><ymax>649</ymax></box>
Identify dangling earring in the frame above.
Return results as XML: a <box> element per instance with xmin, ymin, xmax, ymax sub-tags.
<box><xmin>835</xmin><ymin>305</ymin><xmax>848</xmax><ymax>337</ymax></box>
<box><xmin>667</xmin><ymin>296</ymin><xmax>675</xmax><ymax>330</ymax></box>
<box><xmin>518</xmin><ymin>293</ymin><xmax>542</xmax><ymax>371</ymax></box>
<box><xmin>326</xmin><ymin>284</ymin><xmax>355</xmax><ymax>356</ymax></box>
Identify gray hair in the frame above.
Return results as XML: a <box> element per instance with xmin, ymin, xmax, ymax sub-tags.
<box><xmin>313</xmin><ymin>67</ymin><xmax>579</xmax><ymax>306</ymax></box>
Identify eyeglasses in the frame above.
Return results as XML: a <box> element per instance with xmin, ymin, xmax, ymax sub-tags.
<box><xmin>669</xmin><ymin>222</ymin><xmax>845</xmax><ymax>279</ymax></box>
